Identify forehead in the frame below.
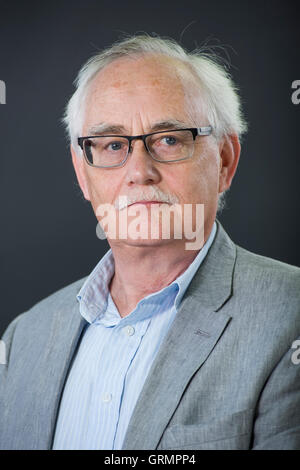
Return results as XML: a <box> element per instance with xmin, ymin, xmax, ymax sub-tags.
<box><xmin>83</xmin><ymin>55</ymin><xmax>204</xmax><ymax>131</ymax></box>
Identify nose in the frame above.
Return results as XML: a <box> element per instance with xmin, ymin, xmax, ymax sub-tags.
<box><xmin>124</xmin><ymin>139</ymin><xmax>161</xmax><ymax>186</ymax></box>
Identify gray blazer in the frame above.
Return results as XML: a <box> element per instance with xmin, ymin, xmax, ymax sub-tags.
<box><xmin>0</xmin><ymin>221</ymin><xmax>299</xmax><ymax>450</ymax></box>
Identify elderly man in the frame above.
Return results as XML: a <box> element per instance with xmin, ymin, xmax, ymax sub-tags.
<box><xmin>0</xmin><ymin>35</ymin><xmax>299</xmax><ymax>450</ymax></box>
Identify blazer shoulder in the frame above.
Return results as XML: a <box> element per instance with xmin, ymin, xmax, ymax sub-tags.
<box><xmin>234</xmin><ymin>244</ymin><xmax>300</xmax><ymax>320</ymax></box>
<box><xmin>1</xmin><ymin>276</ymin><xmax>88</xmax><ymax>343</ymax></box>
<box><xmin>28</xmin><ymin>276</ymin><xmax>88</xmax><ymax>314</ymax></box>
<box><xmin>235</xmin><ymin>244</ymin><xmax>300</xmax><ymax>281</ymax></box>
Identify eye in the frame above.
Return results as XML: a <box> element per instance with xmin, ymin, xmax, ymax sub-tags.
<box><xmin>162</xmin><ymin>136</ymin><xmax>177</xmax><ymax>146</ymax></box>
<box><xmin>108</xmin><ymin>141</ymin><xmax>123</xmax><ymax>151</ymax></box>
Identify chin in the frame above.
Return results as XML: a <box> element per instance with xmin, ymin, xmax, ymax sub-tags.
<box><xmin>108</xmin><ymin>235</ymin><xmax>180</xmax><ymax>249</ymax></box>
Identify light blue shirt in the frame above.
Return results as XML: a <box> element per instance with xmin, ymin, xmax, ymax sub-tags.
<box><xmin>53</xmin><ymin>222</ymin><xmax>217</xmax><ymax>450</ymax></box>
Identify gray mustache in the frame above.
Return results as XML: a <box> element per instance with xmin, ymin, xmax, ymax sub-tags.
<box><xmin>114</xmin><ymin>187</ymin><xmax>179</xmax><ymax>210</ymax></box>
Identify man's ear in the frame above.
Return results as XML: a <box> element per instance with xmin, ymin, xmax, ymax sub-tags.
<box><xmin>218</xmin><ymin>134</ymin><xmax>241</xmax><ymax>193</ymax></box>
<box><xmin>71</xmin><ymin>145</ymin><xmax>91</xmax><ymax>201</ymax></box>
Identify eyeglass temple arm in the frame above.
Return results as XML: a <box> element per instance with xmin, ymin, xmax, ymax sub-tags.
<box><xmin>197</xmin><ymin>126</ymin><xmax>213</xmax><ymax>136</ymax></box>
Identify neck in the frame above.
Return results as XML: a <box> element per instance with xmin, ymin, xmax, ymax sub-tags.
<box><xmin>109</xmin><ymin>222</ymin><xmax>214</xmax><ymax>317</ymax></box>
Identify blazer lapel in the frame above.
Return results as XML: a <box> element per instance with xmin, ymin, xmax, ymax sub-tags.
<box><xmin>41</xmin><ymin>304</ymin><xmax>87</xmax><ymax>449</ymax></box>
<box><xmin>122</xmin><ymin>221</ymin><xmax>236</xmax><ymax>450</ymax></box>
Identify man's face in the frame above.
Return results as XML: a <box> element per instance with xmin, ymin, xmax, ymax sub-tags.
<box><xmin>72</xmin><ymin>55</ymin><xmax>238</xmax><ymax>248</ymax></box>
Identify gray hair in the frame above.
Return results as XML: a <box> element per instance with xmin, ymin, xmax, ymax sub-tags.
<box><xmin>63</xmin><ymin>34</ymin><xmax>248</xmax><ymax>214</ymax></box>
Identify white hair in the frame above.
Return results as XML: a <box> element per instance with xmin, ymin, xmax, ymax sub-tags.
<box><xmin>63</xmin><ymin>34</ymin><xmax>248</xmax><ymax>213</ymax></box>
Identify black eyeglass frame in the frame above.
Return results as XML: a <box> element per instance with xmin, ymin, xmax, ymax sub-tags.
<box><xmin>77</xmin><ymin>126</ymin><xmax>213</xmax><ymax>168</ymax></box>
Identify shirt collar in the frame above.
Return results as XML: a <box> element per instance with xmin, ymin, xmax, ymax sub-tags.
<box><xmin>77</xmin><ymin>221</ymin><xmax>217</xmax><ymax>324</ymax></box>
<box><xmin>77</xmin><ymin>249</ymin><xmax>115</xmax><ymax>324</ymax></box>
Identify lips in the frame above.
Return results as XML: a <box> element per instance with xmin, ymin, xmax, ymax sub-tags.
<box><xmin>115</xmin><ymin>191</ymin><xmax>178</xmax><ymax>210</ymax></box>
<box><xmin>130</xmin><ymin>200</ymin><xmax>162</xmax><ymax>206</ymax></box>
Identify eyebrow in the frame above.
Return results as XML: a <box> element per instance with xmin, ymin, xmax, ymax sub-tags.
<box><xmin>86</xmin><ymin>119</ymin><xmax>190</xmax><ymax>136</ymax></box>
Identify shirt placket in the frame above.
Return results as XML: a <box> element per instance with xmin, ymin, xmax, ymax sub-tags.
<box><xmin>92</xmin><ymin>317</ymin><xmax>151</xmax><ymax>449</ymax></box>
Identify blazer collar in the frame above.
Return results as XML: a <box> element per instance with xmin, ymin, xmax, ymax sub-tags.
<box><xmin>186</xmin><ymin>219</ymin><xmax>236</xmax><ymax>312</ymax></box>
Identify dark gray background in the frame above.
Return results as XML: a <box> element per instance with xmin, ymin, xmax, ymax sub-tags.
<box><xmin>0</xmin><ymin>0</ymin><xmax>299</xmax><ymax>335</ymax></box>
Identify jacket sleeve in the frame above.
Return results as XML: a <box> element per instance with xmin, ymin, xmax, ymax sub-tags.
<box><xmin>252</xmin><ymin>335</ymin><xmax>300</xmax><ymax>449</ymax></box>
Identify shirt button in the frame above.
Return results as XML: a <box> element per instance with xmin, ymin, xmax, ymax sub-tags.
<box><xmin>123</xmin><ymin>325</ymin><xmax>135</xmax><ymax>336</ymax></box>
<box><xmin>102</xmin><ymin>393</ymin><xmax>112</xmax><ymax>403</ymax></box>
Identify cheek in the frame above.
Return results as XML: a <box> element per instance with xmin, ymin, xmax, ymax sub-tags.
<box><xmin>85</xmin><ymin>169</ymin><xmax>123</xmax><ymax>207</ymax></box>
<box><xmin>167</xmin><ymin>156</ymin><xmax>219</xmax><ymax>204</ymax></box>
<box><xmin>83</xmin><ymin>169</ymin><xmax>105</xmax><ymax>206</ymax></box>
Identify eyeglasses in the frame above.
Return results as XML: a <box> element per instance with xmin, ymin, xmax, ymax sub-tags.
<box><xmin>77</xmin><ymin>126</ymin><xmax>213</xmax><ymax>168</ymax></box>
